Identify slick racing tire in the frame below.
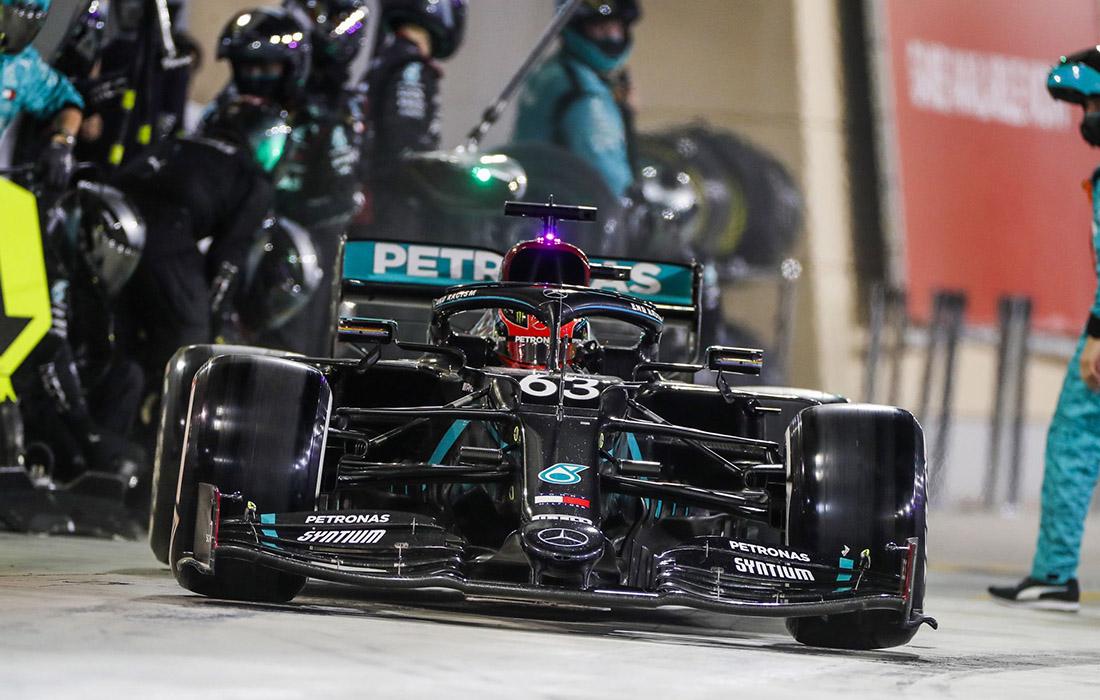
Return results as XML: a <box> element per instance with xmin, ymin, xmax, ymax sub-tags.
<box><xmin>149</xmin><ymin>345</ymin><xmax>296</xmax><ymax>564</ymax></box>
<box><xmin>169</xmin><ymin>354</ymin><xmax>331</xmax><ymax>603</ymax></box>
<box><xmin>785</xmin><ymin>403</ymin><xmax>927</xmax><ymax>650</ymax></box>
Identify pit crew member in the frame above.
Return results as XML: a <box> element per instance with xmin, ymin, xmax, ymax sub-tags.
<box><xmin>512</xmin><ymin>0</ymin><xmax>640</xmax><ymax>198</ymax></box>
<box><xmin>0</xmin><ymin>0</ymin><xmax>83</xmax><ymax>188</ymax></box>
<box><xmin>989</xmin><ymin>46</ymin><xmax>1100</xmax><ymax>612</ymax></box>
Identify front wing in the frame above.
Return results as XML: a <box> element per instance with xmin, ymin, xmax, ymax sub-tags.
<box><xmin>181</xmin><ymin>491</ymin><xmax>935</xmax><ymax>628</ymax></box>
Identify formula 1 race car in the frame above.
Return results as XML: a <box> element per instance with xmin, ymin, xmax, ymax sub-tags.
<box><xmin>149</xmin><ymin>201</ymin><xmax>934</xmax><ymax>650</ymax></box>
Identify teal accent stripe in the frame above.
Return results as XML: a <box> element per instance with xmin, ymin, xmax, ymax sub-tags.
<box><xmin>836</xmin><ymin>556</ymin><xmax>854</xmax><ymax>583</ymax></box>
<box><xmin>621</xmin><ymin>433</ymin><xmax>652</xmax><ymax>510</ymax></box>
<box><xmin>430</xmin><ymin>420</ymin><xmax>471</xmax><ymax>464</ymax></box>
<box><xmin>259</xmin><ymin>513</ymin><xmax>280</xmax><ymax>550</ymax></box>
<box><xmin>625</xmin><ymin>433</ymin><xmax>642</xmax><ymax>460</ymax></box>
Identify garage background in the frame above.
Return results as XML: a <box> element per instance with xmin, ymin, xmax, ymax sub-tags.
<box><xmin>37</xmin><ymin>0</ymin><xmax>1100</xmax><ymax>509</ymax></box>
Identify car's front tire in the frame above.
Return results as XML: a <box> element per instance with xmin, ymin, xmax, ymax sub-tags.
<box><xmin>169</xmin><ymin>354</ymin><xmax>331</xmax><ymax>603</ymax></box>
<box><xmin>784</xmin><ymin>403</ymin><xmax>928</xmax><ymax>650</ymax></box>
<box><xmin>149</xmin><ymin>345</ymin><xmax>296</xmax><ymax>564</ymax></box>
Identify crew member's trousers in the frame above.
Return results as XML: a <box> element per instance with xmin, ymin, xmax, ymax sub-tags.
<box><xmin>1031</xmin><ymin>332</ymin><xmax>1100</xmax><ymax>583</ymax></box>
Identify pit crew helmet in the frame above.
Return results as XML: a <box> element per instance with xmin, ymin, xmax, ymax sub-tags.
<box><xmin>557</xmin><ymin>0</ymin><xmax>640</xmax><ymax>72</ymax></box>
<box><xmin>1048</xmin><ymin>47</ymin><xmax>1100</xmax><ymax>105</ymax></box>
<box><xmin>492</xmin><ymin>239</ymin><xmax>592</xmax><ymax>369</ymax></box>
<box><xmin>382</xmin><ymin>0</ymin><xmax>467</xmax><ymax>60</ymax></box>
<box><xmin>218</xmin><ymin>7</ymin><xmax>312</xmax><ymax>103</ymax></box>
<box><xmin>560</xmin><ymin>0</ymin><xmax>641</xmax><ymax>27</ymax></box>
<box><xmin>285</xmin><ymin>0</ymin><xmax>370</xmax><ymax>67</ymax></box>
<box><xmin>0</xmin><ymin>0</ymin><xmax>49</xmax><ymax>55</ymax></box>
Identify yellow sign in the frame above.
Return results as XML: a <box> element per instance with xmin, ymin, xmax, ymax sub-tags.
<box><xmin>0</xmin><ymin>178</ymin><xmax>51</xmax><ymax>402</ymax></box>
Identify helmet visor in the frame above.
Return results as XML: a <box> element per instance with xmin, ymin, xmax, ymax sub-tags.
<box><xmin>0</xmin><ymin>2</ymin><xmax>47</xmax><ymax>55</ymax></box>
<box><xmin>505</xmin><ymin>336</ymin><xmax>550</xmax><ymax>368</ymax></box>
<box><xmin>232</xmin><ymin>60</ymin><xmax>290</xmax><ymax>101</ymax></box>
<box><xmin>496</xmin><ymin>311</ymin><xmax>585</xmax><ymax>369</ymax></box>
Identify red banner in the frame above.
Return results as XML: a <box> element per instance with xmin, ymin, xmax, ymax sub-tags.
<box><xmin>884</xmin><ymin>0</ymin><xmax>1100</xmax><ymax>334</ymax></box>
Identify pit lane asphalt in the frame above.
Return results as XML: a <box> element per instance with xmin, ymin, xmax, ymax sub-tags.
<box><xmin>2</xmin><ymin>510</ymin><xmax>1100</xmax><ymax>699</ymax></box>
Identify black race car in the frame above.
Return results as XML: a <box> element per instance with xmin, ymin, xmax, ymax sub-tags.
<box><xmin>148</xmin><ymin>201</ymin><xmax>934</xmax><ymax>650</ymax></box>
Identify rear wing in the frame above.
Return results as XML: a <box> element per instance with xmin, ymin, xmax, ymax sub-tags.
<box><xmin>341</xmin><ymin>239</ymin><xmax>704</xmax><ymax>361</ymax></box>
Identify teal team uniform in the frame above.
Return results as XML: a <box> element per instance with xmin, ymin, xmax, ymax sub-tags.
<box><xmin>1031</xmin><ymin>166</ymin><xmax>1100</xmax><ymax>583</ymax></box>
<box><xmin>513</xmin><ymin>28</ymin><xmax>634</xmax><ymax>198</ymax></box>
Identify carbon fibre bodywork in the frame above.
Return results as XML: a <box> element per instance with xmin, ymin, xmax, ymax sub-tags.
<box><xmin>165</xmin><ymin>278</ymin><xmax>934</xmax><ymax>648</ymax></box>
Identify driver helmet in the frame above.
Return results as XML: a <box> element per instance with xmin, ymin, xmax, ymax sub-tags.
<box><xmin>492</xmin><ymin>238</ymin><xmax>592</xmax><ymax>369</ymax></box>
<box><xmin>493</xmin><ymin>309</ymin><xmax>589</xmax><ymax>369</ymax></box>
<box><xmin>0</xmin><ymin>0</ymin><xmax>50</xmax><ymax>56</ymax></box>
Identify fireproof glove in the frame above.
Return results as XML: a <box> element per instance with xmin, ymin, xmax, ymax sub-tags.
<box><xmin>39</xmin><ymin>139</ymin><xmax>76</xmax><ymax>190</ymax></box>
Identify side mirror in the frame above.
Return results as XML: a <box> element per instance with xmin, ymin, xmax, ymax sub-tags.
<box><xmin>705</xmin><ymin>346</ymin><xmax>763</xmax><ymax>376</ymax></box>
<box><xmin>337</xmin><ymin>317</ymin><xmax>398</xmax><ymax>345</ymax></box>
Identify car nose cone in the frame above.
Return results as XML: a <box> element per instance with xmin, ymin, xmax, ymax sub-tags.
<box><xmin>536</xmin><ymin>527</ymin><xmax>590</xmax><ymax>548</ymax></box>
<box><xmin>521</xmin><ymin>521</ymin><xmax>604</xmax><ymax>564</ymax></box>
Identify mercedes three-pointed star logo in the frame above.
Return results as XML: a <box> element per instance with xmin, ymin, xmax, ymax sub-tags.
<box><xmin>536</xmin><ymin>528</ymin><xmax>590</xmax><ymax>548</ymax></box>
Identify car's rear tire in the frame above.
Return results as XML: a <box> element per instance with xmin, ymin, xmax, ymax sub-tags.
<box><xmin>784</xmin><ymin>403</ymin><xmax>928</xmax><ymax>650</ymax></box>
<box><xmin>149</xmin><ymin>345</ymin><xmax>295</xmax><ymax>564</ymax></box>
<box><xmin>169</xmin><ymin>354</ymin><xmax>331</xmax><ymax>603</ymax></box>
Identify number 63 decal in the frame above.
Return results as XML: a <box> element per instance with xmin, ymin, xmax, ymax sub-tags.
<box><xmin>520</xmin><ymin>374</ymin><xmax>601</xmax><ymax>402</ymax></box>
